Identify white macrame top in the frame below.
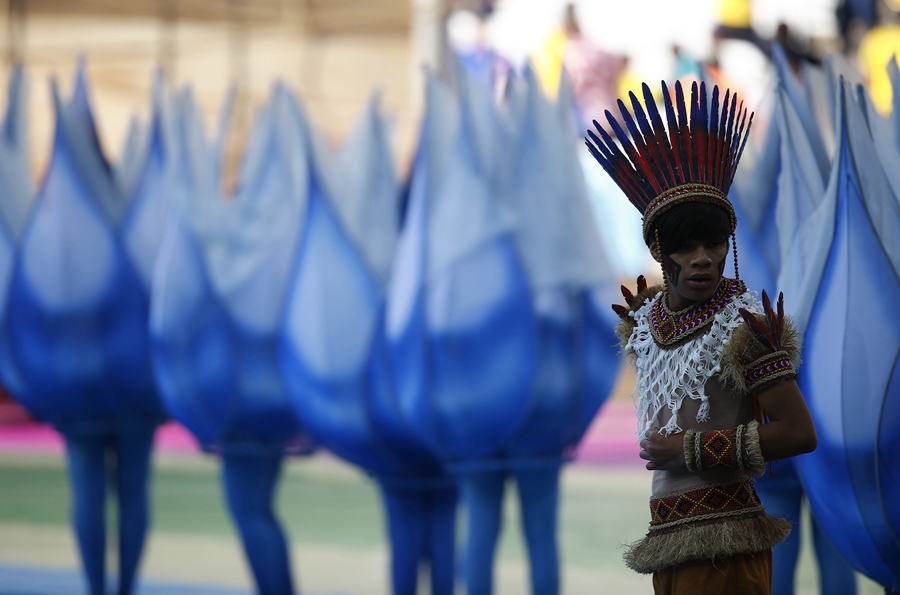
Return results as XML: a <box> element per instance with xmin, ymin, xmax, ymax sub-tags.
<box><xmin>627</xmin><ymin>289</ymin><xmax>760</xmax><ymax>440</ymax></box>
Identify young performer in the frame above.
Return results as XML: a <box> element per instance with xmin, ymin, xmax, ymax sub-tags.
<box><xmin>585</xmin><ymin>80</ymin><xmax>817</xmax><ymax>594</ymax></box>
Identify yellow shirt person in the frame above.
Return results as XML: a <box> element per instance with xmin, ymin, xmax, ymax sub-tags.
<box><xmin>858</xmin><ymin>23</ymin><xmax>900</xmax><ymax>115</ymax></box>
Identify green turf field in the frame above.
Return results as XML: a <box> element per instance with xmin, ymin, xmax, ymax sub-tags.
<box><xmin>0</xmin><ymin>452</ymin><xmax>884</xmax><ymax>595</ymax></box>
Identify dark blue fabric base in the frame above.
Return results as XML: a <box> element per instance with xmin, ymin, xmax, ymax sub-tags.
<box><xmin>0</xmin><ymin>563</ymin><xmax>352</xmax><ymax>595</ymax></box>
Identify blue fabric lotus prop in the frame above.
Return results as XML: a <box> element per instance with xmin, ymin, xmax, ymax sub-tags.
<box><xmin>280</xmin><ymin>90</ymin><xmax>457</xmax><ymax>595</ymax></box>
<box><xmin>151</xmin><ymin>84</ymin><xmax>307</xmax><ymax>451</ymax></box>
<box><xmin>732</xmin><ymin>45</ymin><xmax>831</xmax><ymax>299</ymax></box>
<box><xmin>280</xmin><ymin>90</ymin><xmax>437</xmax><ymax>476</ymax></box>
<box><xmin>385</xmin><ymin>71</ymin><xmax>537</xmax><ymax>464</ymax></box>
<box><xmin>888</xmin><ymin>56</ymin><xmax>900</xmax><ymax>155</ymax></box>
<box><xmin>2</xmin><ymin>64</ymin><xmax>173</xmax><ymax>595</ymax></box>
<box><xmin>772</xmin><ymin>45</ymin><xmax>830</xmax><ymax>177</ymax></box>
<box><xmin>450</xmin><ymin>66</ymin><xmax>620</xmax><ymax>595</ymax></box>
<box><xmin>500</xmin><ymin>68</ymin><xmax>618</xmax><ymax>461</ymax></box>
<box><xmin>744</xmin><ymin>62</ymin><xmax>864</xmax><ymax>595</ymax></box>
<box><xmin>773</xmin><ymin>81</ymin><xmax>833</xmax><ymax>332</ymax></box>
<box><xmin>7</xmin><ymin>67</ymin><xmax>165</xmax><ymax>430</ymax></box>
<box><xmin>151</xmin><ymin>85</ymin><xmax>310</xmax><ymax>595</ymax></box>
<box><xmin>730</xmin><ymin>101</ymin><xmax>779</xmax><ymax>295</ymax></box>
<box><xmin>0</xmin><ymin>65</ymin><xmax>35</xmax><ymax>416</ymax></box>
<box><xmin>795</xmin><ymin>80</ymin><xmax>900</xmax><ymax>591</ymax></box>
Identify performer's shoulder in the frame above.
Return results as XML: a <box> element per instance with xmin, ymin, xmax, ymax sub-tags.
<box><xmin>720</xmin><ymin>309</ymin><xmax>802</xmax><ymax>395</ymax></box>
<box><xmin>613</xmin><ymin>283</ymin><xmax>664</xmax><ymax>349</ymax></box>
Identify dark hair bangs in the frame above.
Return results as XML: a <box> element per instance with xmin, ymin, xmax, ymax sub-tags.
<box><xmin>653</xmin><ymin>202</ymin><xmax>732</xmax><ymax>255</ymax></box>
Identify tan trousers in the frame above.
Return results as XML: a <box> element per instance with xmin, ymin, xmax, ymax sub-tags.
<box><xmin>652</xmin><ymin>549</ymin><xmax>773</xmax><ymax>595</ymax></box>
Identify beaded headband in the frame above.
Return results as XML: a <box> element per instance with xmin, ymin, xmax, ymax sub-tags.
<box><xmin>584</xmin><ymin>80</ymin><xmax>753</xmax><ymax>244</ymax></box>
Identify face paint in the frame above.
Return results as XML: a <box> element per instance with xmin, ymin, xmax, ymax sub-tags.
<box><xmin>662</xmin><ymin>252</ymin><xmax>682</xmax><ymax>286</ymax></box>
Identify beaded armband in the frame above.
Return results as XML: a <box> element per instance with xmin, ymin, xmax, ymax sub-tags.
<box><xmin>683</xmin><ymin>421</ymin><xmax>765</xmax><ymax>477</ymax></box>
<box><xmin>745</xmin><ymin>350</ymin><xmax>796</xmax><ymax>393</ymax></box>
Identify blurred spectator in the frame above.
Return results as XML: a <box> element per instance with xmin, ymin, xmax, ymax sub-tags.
<box><xmin>712</xmin><ymin>0</ymin><xmax>772</xmax><ymax>64</ymax></box>
<box><xmin>775</xmin><ymin>22</ymin><xmax>822</xmax><ymax>74</ymax></box>
<box><xmin>545</xmin><ymin>4</ymin><xmax>625</xmax><ymax>130</ymax></box>
<box><xmin>857</xmin><ymin>0</ymin><xmax>900</xmax><ymax>114</ymax></box>
<box><xmin>446</xmin><ymin>8</ymin><xmax>512</xmax><ymax>101</ymax></box>
<box><xmin>452</xmin><ymin>0</ymin><xmax>496</xmax><ymax>19</ymax></box>
<box><xmin>672</xmin><ymin>43</ymin><xmax>703</xmax><ymax>82</ymax></box>
<box><xmin>532</xmin><ymin>8</ymin><xmax>570</xmax><ymax>98</ymax></box>
<box><xmin>616</xmin><ymin>55</ymin><xmax>648</xmax><ymax>104</ymax></box>
<box><xmin>837</xmin><ymin>0</ymin><xmax>879</xmax><ymax>54</ymax></box>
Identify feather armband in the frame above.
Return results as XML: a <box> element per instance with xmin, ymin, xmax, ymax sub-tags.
<box><xmin>612</xmin><ymin>275</ymin><xmax>664</xmax><ymax>350</ymax></box>
<box><xmin>722</xmin><ymin>290</ymin><xmax>800</xmax><ymax>395</ymax></box>
<box><xmin>745</xmin><ymin>351</ymin><xmax>795</xmax><ymax>392</ymax></box>
<box><xmin>683</xmin><ymin>421</ymin><xmax>765</xmax><ymax>477</ymax></box>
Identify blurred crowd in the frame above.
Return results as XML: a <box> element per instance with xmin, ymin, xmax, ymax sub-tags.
<box><xmin>445</xmin><ymin>0</ymin><xmax>900</xmax><ymax>118</ymax></box>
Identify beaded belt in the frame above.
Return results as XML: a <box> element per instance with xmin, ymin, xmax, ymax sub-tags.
<box><xmin>649</xmin><ymin>480</ymin><xmax>764</xmax><ymax>532</ymax></box>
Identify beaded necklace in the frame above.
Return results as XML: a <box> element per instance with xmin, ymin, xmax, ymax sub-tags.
<box><xmin>648</xmin><ymin>278</ymin><xmax>747</xmax><ymax>348</ymax></box>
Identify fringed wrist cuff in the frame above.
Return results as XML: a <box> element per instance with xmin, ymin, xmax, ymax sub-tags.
<box><xmin>696</xmin><ymin>427</ymin><xmax>739</xmax><ymax>470</ymax></box>
<box><xmin>683</xmin><ymin>430</ymin><xmax>698</xmax><ymax>473</ymax></box>
<box><xmin>692</xmin><ymin>421</ymin><xmax>765</xmax><ymax>476</ymax></box>
<box><xmin>741</xmin><ymin>420</ymin><xmax>766</xmax><ymax>477</ymax></box>
<box><xmin>745</xmin><ymin>350</ymin><xmax>796</xmax><ymax>394</ymax></box>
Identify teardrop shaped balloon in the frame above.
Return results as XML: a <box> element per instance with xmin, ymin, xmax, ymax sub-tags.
<box><xmin>279</xmin><ymin>90</ymin><xmax>438</xmax><ymax>474</ymax></box>
<box><xmin>0</xmin><ymin>65</ymin><xmax>37</xmax><ymax>416</ymax></box>
<box><xmin>8</xmin><ymin>75</ymin><xmax>159</xmax><ymax>426</ymax></box>
<box><xmin>121</xmin><ymin>73</ymin><xmax>177</xmax><ymax>291</ymax></box>
<box><xmin>796</xmin><ymin>80</ymin><xmax>900</xmax><ymax>591</ymax></box>
<box><xmin>151</xmin><ymin>88</ymin><xmax>304</xmax><ymax>447</ymax></box>
<box><xmin>282</xmin><ymin>176</ymin><xmax>416</xmax><ymax>473</ymax></box>
<box><xmin>387</xmin><ymin>72</ymin><xmax>537</xmax><ymax>462</ymax></box>
<box><xmin>151</xmin><ymin>205</ymin><xmax>235</xmax><ymax>445</ymax></box>
<box><xmin>499</xmin><ymin>68</ymin><xmax>619</xmax><ymax>458</ymax></box>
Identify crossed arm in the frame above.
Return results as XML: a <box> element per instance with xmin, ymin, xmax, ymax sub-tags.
<box><xmin>639</xmin><ymin>379</ymin><xmax>817</xmax><ymax>472</ymax></box>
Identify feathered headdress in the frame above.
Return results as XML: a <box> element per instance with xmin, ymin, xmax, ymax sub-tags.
<box><xmin>584</xmin><ymin>80</ymin><xmax>753</xmax><ymax>244</ymax></box>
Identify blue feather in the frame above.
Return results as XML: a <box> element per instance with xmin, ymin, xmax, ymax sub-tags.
<box><xmin>709</xmin><ymin>85</ymin><xmax>720</xmax><ymax>185</ymax></box>
<box><xmin>594</xmin><ymin>120</ymin><xmax>620</xmax><ymax>155</ymax></box>
<box><xmin>642</xmin><ymin>83</ymin><xmax>677</xmax><ymax>186</ymax></box>
<box><xmin>662</xmin><ymin>81</ymin><xmax>677</xmax><ymax>130</ymax></box>
<box><xmin>586</xmin><ymin>128</ymin><xmax>613</xmax><ymax>161</ymax></box>
<box><xmin>585</xmin><ymin>139</ymin><xmax>610</xmax><ymax>170</ymax></box>
<box><xmin>630</xmin><ymin>90</ymin><xmax>671</xmax><ymax>188</ymax></box>
<box><xmin>728</xmin><ymin>105</ymin><xmax>749</xmax><ymax>185</ymax></box>
<box><xmin>588</xmin><ymin>125</ymin><xmax>645</xmax><ymax>202</ymax></box>
<box><xmin>699</xmin><ymin>81</ymin><xmax>709</xmax><ymax>129</ymax></box>
<box><xmin>661</xmin><ymin>80</ymin><xmax>683</xmax><ymax>181</ymax></box>
<box><xmin>723</xmin><ymin>93</ymin><xmax>738</xmax><ymax>187</ymax></box>
<box><xmin>607</xmin><ymin>105</ymin><xmax>631</xmax><ymax>145</ymax></box>
<box><xmin>618</xmin><ymin>98</ymin><xmax>643</xmax><ymax>143</ymax></box>
<box><xmin>675</xmin><ymin>81</ymin><xmax>692</xmax><ymax>180</ymax></box>
<box><xmin>709</xmin><ymin>85</ymin><xmax>719</xmax><ymax>132</ymax></box>
<box><xmin>690</xmin><ymin>81</ymin><xmax>702</xmax><ymax>180</ymax></box>
<box><xmin>620</xmin><ymin>96</ymin><xmax>667</xmax><ymax>192</ymax></box>
<box><xmin>604</xmin><ymin>108</ymin><xmax>655</xmax><ymax>203</ymax></box>
<box><xmin>717</xmin><ymin>89</ymin><xmax>731</xmax><ymax>187</ymax></box>
<box><xmin>732</xmin><ymin>111</ymin><xmax>753</xmax><ymax>186</ymax></box>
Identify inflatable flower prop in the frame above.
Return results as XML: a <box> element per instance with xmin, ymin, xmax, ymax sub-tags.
<box><xmin>795</xmin><ymin>80</ymin><xmax>900</xmax><ymax>591</ymax></box>
<box><xmin>150</xmin><ymin>84</ymin><xmax>309</xmax><ymax>595</ymax></box>
<box><xmin>4</xmin><ymin>64</ymin><xmax>171</xmax><ymax>595</ymax></box>
<box><xmin>280</xmin><ymin>90</ymin><xmax>456</xmax><ymax>595</ymax></box>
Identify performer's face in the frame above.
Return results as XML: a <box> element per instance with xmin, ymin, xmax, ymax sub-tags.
<box><xmin>650</xmin><ymin>236</ymin><xmax>730</xmax><ymax>311</ymax></box>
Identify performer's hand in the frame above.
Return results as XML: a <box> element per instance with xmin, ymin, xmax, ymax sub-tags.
<box><xmin>639</xmin><ymin>429</ymin><xmax>686</xmax><ymax>471</ymax></box>
<box><xmin>612</xmin><ymin>275</ymin><xmax>648</xmax><ymax>317</ymax></box>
